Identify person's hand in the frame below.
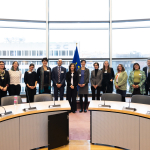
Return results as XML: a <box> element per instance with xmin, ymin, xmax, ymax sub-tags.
<box><xmin>0</xmin><ymin>86</ymin><xmax>3</xmax><ymax>90</ymax></box>
<box><xmin>82</xmin><ymin>84</ymin><xmax>85</xmax><ymax>87</ymax></box>
<box><xmin>110</xmin><ymin>79</ymin><xmax>113</xmax><ymax>82</ymax></box>
<box><xmin>70</xmin><ymin>85</ymin><xmax>74</xmax><ymax>89</ymax></box>
<box><xmin>135</xmin><ymin>85</ymin><xmax>139</xmax><ymax>88</ymax></box>
<box><xmin>93</xmin><ymin>85</ymin><xmax>96</xmax><ymax>89</ymax></box>
<box><xmin>2</xmin><ymin>86</ymin><xmax>7</xmax><ymax>91</ymax></box>
<box><xmin>57</xmin><ymin>84</ymin><xmax>62</xmax><ymax>88</ymax></box>
<box><xmin>78</xmin><ymin>84</ymin><xmax>81</xmax><ymax>87</ymax></box>
<box><xmin>115</xmin><ymin>85</ymin><xmax>119</xmax><ymax>89</ymax></box>
<box><xmin>132</xmin><ymin>84</ymin><xmax>136</xmax><ymax>88</ymax></box>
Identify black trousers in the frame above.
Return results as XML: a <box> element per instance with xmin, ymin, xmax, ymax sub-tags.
<box><xmin>145</xmin><ymin>83</ymin><xmax>149</xmax><ymax>95</ymax></box>
<box><xmin>26</xmin><ymin>88</ymin><xmax>36</xmax><ymax>103</ymax></box>
<box><xmin>67</xmin><ymin>87</ymin><xmax>77</xmax><ymax>112</ymax></box>
<box><xmin>91</xmin><ymin>86</ymin><xmax>101</xmax><ymax>100</ymax></box>
<box><xmin>132</xmin><ymin>82</ymin><xmax>141</xmax><ymax>95</ymax></box>
<box><xmin>79</xmin><ymin>94</ymin><xmax>88</xmax><ymax>110</ymax></box>
<box><xmin>116</xmin><ymin>89</ymin><xmax>126</xmax><ymax>102</ymax></box>
<box><xmin>54</xmin><ymin>86</ymin><xmax>64</xmax><ymax>100</ymax></box>
<box><xmin>9</xmin><ymin>84</ymin><xmax>21</xmax><ymax>96</ymax></box>
<box><xmin>0</xmin><ymin>90</ymin><xmax>7</xmax><ymax>106</ymax></box>
<box><xmin>42</xmin><ymin>86</ymin><xmax>51</xmax><ymax>94</ymax></box>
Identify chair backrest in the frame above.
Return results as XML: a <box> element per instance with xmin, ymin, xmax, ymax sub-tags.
<box><xmin>1</xmin><ymin>96</ymin><xmax>22</xmax><ymax>106</ymax></box>
<box><xmin>34</xmin><ymin>94</ymin><xmax>53</xmax><ymax>102</ymax></box>
<box><xmin>101</xmin><ymin>93</ymin><xmax>122</xmax><ymax>102</ymax></box>
<box><xmin>131</xmin><ymin>95</ymin><xmax>150</xmax><ymax>105</ymax></box>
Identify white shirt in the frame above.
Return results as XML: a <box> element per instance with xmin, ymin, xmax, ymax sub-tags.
<box><xmin>8</xmin><ymin>70</ymin><xmax>22</xmax><ymax>85</ymax></box>
<box><xmin>71</xmin><ymin>73</ymin><xmax>74</xmax><ymax>85</ymax></box>
<box><xmin>116</xmin><ymin>73</ymin><xmax>120</xmax><ymax>83</ymax></box>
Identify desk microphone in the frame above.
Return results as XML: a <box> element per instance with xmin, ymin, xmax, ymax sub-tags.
<box><xmin>49</xmin><ymin>97</ymin><xmax>61</xmax><ymax>108</ymax></box>
<box><xmin>98</xmin><ymin>87</ymin><xmax>111</xmax><ymax>108</ymax></box>
<box><xmin>125</xmin><ymin>94</ymin><xmax>136</xmax><ymax>111</ymax></box>
<box><xmin>23</xmin><ymin>87</ymin><xmax>37</xmax><ymax>112</ymax></box>
<box><xmin>0</xmin><ymin>106</ymin><xmax>12</xmax><ymax>117</ymax></box>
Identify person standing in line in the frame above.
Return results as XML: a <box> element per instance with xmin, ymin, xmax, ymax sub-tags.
<box><xmin>24</xmin><ymin>63</ymin><xmax>37</xmax><ymax>103</ymax></box>
<box><xmin>8</xmin><ymin>61</ymin><xmax>22</xmax><ymax>96</ymax></box>
<box><xmin>37</xmin><ymin>58</ymin><xmax>51</xmax><ymax>94</ymax></box>
<box><xmin>129</xmin><ymin>63</ymin><xmax>146</xmax><ymax>95</ymax></box>
<box><xmin>66</xmin><ymin>63</ymin><xmax>79</xmax><ymax>113</ymax></box>
<box><xmin>77</xmin><ymin>59</ymin><xmax>90</xmax><ymax>113</ymax></box>
<box><xmin>114</xmin><ymin>64</ymin><xmax>128</xmax><ymax>102</ymax></box>
<box><xmin>52</xmin><ymin>59</ymin><xmax>66</xmax><ymax>100</ymax></box>
<box><xmin>101</xmin><ymin>61</ymin><xmax>114</xmax><ymax>93</ymax></box>
<box><xmin>143</xmin><ymin>58</ymin><xmax>150</xmax><ymax>95</ymax></box>
<box><xmin>0</xmin><ymin>61</ymin><xmax>10</xmax><ymax>105</ymax></box>
<box><xmin>90</xmin><ymin>62</ymin><xmax>103</xmax><ymax>100</ymax></box>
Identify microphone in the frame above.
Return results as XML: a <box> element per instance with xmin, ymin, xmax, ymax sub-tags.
<box><xmin>98</xmin><ymin>87</ymin><xmax>111</xmax><ymax>108</ymax></box>
<box><xmin>49</xmin><ymin>96</ymin><xmax>61</xmax><ymax>108</ymax></box>
<box><xmin>125</xmin><ymin>94</ymin><xmax>136</xmax><ymax>111</ymax></box>
<box><xmin>23</xmin><ymin>87</ymin><xmax>37</xmax><ymax>112</ymax></box>
<box><xmin>0</xmin><ymin>106</ymin><xmax>12</xmax><ymax>117</ymax></box>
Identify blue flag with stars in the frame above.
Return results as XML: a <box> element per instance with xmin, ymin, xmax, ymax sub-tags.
<box><xmin>72</xmin><ymin>46</ymin><xmax>81</xmax><ymax>70</ymax></box>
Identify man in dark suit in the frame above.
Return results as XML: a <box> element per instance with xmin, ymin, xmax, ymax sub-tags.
<box><xmin>52</xmin><ymin>59</ymin><xmax>66</xmax><ymax>100</ymax></box>
<box><xmin>143</xmin><ymin>58</ymin><xmax>150</xmax><ymax>95</ymax></box>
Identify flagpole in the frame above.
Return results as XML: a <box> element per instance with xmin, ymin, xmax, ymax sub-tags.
<box><xmin>76</xmin><ymin>43</ymin><xmax>79</xmax><ymax>104</ymax></box>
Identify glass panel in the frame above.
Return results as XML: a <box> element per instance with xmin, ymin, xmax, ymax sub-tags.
<box><xmin>112</xmin><ymin>27</ymin><xmax>150</xmax><ymax>58</ymax></box>
<box><xmin>112</xmin><ymin>0</ymin><xmax>150</xmax><ymax>20</ymax></box>
<box><xmin>0</xmin><ymin>0</ymin><xmax>46</xmax><ymax>20</ymax></box>
<box><xmin>0</xmin><ymin>27</ymin><xmax>46</xmax><ymax>58</ymax></box>
<box><xmin>112</xmin><ymin>60</ymin><xmax>147</xmax><ymax>93</ymax></box>
<box><xmin>49</xmin><ymin>29</ymin><xmax>109</xmax><ymax>58</ymax></box>
<box><xmin>49</xmin><ymin>0</ymin><xmax>109</xmax><ymax>21</ymax></box>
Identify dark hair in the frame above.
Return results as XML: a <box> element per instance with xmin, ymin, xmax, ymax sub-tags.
<box><xmin>133</xmin><ymin>63</ymin><xmax>140</xmax><ymax>70</ymax></box>
<box><xmin>69</xmin><ymin>63</ymin><xmax>76</xmax><ymax>72</ymax></box>
<box><xmin>93</xmin><ymin>62</ymin><xmax>99</xmax><ymax>68</ymax></box>
<box><xmin>117</xmin><ymin>64</ymin><xmax>125</xmax><ymax>72</ymax></box>
<box><xmin>102</xmin><ymin>61</ymin><xmax>111</xmax><ymax>73</ymax></box>
<box><xmin>12</xmin><ymin>61</ymin><xmax>19</xmax><ymax>66</ymax></box>
<box><xmin>147</xmin><ymin>58</ymin><xmax>150</xmax><ymax>61</ymax></box>
<box><xmin>11</xmin><ymin>61</ymin><xmax>19</xmax><ymax>71</ymax></box>
<box><xmin>42</xmin><ymin>57</ymin><xmax>48</xmax><ymax>62</ymax></box>
<box><xmin>81</xmin><ymin>59</ymin><xmax>86</xmax><ymax>63</ymax></box>
<box><xmin>0</xmin><ymin>61</ymin><xmax>6</xmax><ymax>70</ymax></box>
<box><xmin>29</xmin><ymin>63</ymin><xmax>35</xmax><ymax>67</ymax></box>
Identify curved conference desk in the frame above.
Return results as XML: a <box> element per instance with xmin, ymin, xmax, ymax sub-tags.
<box><xmin>88</xmin><ymin>100</ymin><xmax>150</xmax><ymax>150</ymax></box>
<box><xmin>0</xmin><ymin>100</ymin><xmax>70</xmax><ymax>150</ymax></box>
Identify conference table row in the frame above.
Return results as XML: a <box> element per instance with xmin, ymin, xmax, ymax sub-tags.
<box><xmin>89</xmin><ymin>100</ymin><xmax>150</xmax><ymax>150</ymax></box>
<box><xmin>0</xmin><ymin>100</ymin><xmax>70</xmax><ymax>150</ymax></box>
<box><xmin>1</xmin><ymin>100</ymin><xmax>150</xmax><ymax>150</ymax></box>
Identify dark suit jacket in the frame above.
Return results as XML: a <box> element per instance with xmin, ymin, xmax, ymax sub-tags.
<box><xmin>147</xmin><ymin>72</ymin><xmax>150</xmax><ymax>89</ymax></box>
<box><xmin>0</xmin><ymin>70</ymin><xmax>10</xmax><ymax>87</ymax></box>
<box><xmin>52</xmin><ymin>66</ymin><xmax>66</xmax><ymax>87</ymax></box>
<box><xmin>143</xmin><ymin>67</ymin><xmax>148</xmax><ymax>78</ymax></box>
<box><xmin>66</xmin><ymin>71</ymin><xmax>79</xmax><ymax>87</ymax></box>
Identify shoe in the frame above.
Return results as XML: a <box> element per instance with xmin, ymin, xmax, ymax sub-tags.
<box><xmin>84</xmin><ymin>109</ymin><xmax>87</xmax><ymax>113</ymax></box>
<box><xmin>79</xmin><ymin>109</ymin><xmax>83</xmax><ymax>113</ymax></box>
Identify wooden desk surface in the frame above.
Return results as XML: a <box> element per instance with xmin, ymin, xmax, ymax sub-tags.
<box><xmin>0</xmin><ymin>100</ymin><xmax>70</xmax><ymax>122</ymax></box>
<box><xmin>88</xmin><ymin>100</ymin><xmax>150</xmax><ymax>119</ymax></box>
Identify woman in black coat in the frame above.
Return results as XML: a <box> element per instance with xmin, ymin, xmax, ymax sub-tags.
<box><xmin>24</xmin><ymin>63</ymin><xmax>37</xmax><ymax>103</ymax></box>
<box><xmin>101</xmin><ymin>61</ymin><xmax>115</xmax><ymax>93</ymax></box>
<box><xmin>0</xmin><ymin>61</ymin><xmax>10</xmax><ymax>105</ymax></box>
<box><xmin>66</xmin><ymin>63</ymin><xmax>79</xmax><ymax>113</ymax></box>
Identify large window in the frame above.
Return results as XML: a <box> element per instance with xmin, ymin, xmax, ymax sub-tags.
<box><xmin>0</xmin><ymin>0</ymin><xmax>150</xmax><ymax>95</ymax></box>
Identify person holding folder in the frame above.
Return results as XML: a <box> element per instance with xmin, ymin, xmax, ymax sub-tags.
<box><xmin>52</xmin><ymin>59</ymin><xmax>66</xmax><ymax>100</ymax></box>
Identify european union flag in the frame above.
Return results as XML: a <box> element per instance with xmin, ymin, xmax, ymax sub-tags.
<box><xmin>72</xmin><ymin>46</ymin><xmax>81</xmax><ymax>70</ymax></box>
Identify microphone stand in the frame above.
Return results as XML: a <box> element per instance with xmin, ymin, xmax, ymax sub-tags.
<box><xmin>0</xmin><ymin>106</ymin><xmax>12</xmax><ymax>117</ymax></box>
<box><xmin>100</xmin><ymin>86</ymin><xmax>111</xmax><ymax>108</ymax></box>
<box><xmin>23</xmin><ymin>87</ymin><xmax>37</xmax><ymax>112</ymax></box>
<box><xmin>125</xmin><ymin>94</ymin><xmax>136</xmax><ymax>111</ymax></box>
<box><xmin>49</xmin><ymin>96</ymin><xmax>61</xmax><ymax>108</ymax></box>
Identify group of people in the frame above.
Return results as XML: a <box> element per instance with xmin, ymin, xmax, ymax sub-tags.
<box><xmin>0</xmin><ymin>58</ymin><xmax>150</xmax><ymax>113</ymax></box>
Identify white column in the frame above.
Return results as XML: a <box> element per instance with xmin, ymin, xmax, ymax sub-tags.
<box><xmin>109</xmin><ymin>0</ymin><xmax>112</xmax><ymax>67</ymax></box>
<box><xmin>46</xmin><ymin>0</ymin><xmax>49</xmax><ymax>59</ymax></box>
